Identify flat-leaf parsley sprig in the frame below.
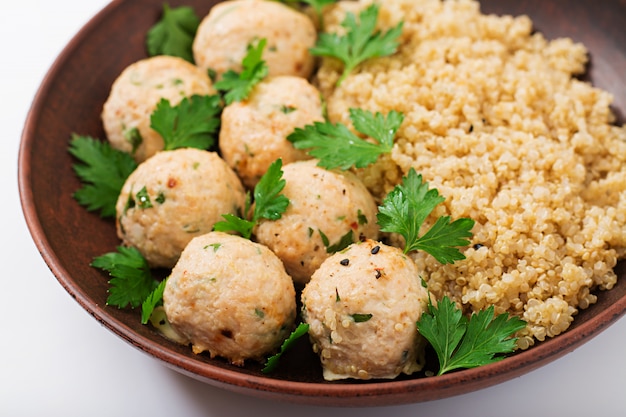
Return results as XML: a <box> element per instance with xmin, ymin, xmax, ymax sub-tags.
<box><xmin>214</xmin><ymin>158</ymin><xmax>289</xmax><ymax>239</ymax></box>
<box><xmin>214</xmin><ymin>38</ymin><xmax>269</xmax><ymax>105</ymax></box>
<box><xmin>91</xmin><ymin>246</ymin><xmax>159</xmax><ymax>309</ymax></box>
<box><xmin>417</xmin><ymin>292</ymin><xmax>527</xmax><ymax>376</ymax></box>
<box><xmin>69</xmin><ymin>94</ymin><xmax>221</xmax><ymax>219</ymax></box>
<box><xmin>69</xmin><ymin>134</ymin><xmax>138</xmax><ymax>218</ymax></box>
<box><xmin>310</xmin><ymin>3</ymin><xmax>403</xmax><ymax>85</ymax></box>
<box><xmin>287</xmin><ymin>107</ymin><xmax>404</xmax><ymax>170</ymax></box>
<box><xmin>377</xmin><ymin>168</ymin><xmax>475</xmax><ymax>264</ymax></box>
<box><xmin>262</xmin><ymin>322</ymin><xmax>310</xmax><ymax>373</ymax></box>
<box><xmin>278</xmin><ymin>0</ymin><xmax>337</xmax><ymax>28</ymax></box>
<box><xmin>150</xmin><ymin>94</ymin><xmax>222</xmax><ymax>151</ymax></box>
<box><xmin>146</xmin><ymin>4</ymin><xmax>200</xmax><ymax>63</ymax></box>
<box><xmin>141</xmin><ymin>279</ymin><xmax>168</xmax><ymax>325</ymax></box>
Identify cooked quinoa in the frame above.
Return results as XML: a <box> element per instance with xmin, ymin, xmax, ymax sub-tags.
<box><xmin>316</xmin><ymin>0</ymin><xmax>626</xmax><ymax>348</ymax></box>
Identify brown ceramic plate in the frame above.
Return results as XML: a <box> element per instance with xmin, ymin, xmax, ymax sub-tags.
<box><xmin>18</xmin><ymin>0</ymin><xmax>626</xmax><ymax>407</ymax></box>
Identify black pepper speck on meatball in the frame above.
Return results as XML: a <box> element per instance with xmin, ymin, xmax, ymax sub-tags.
<box><xmin>302</xmin><ymin>239</ymin><xmax>430</xmax><ymax>380</ymax></box>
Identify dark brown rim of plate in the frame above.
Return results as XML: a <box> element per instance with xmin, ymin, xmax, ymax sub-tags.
<box><xmin>18</xmin><ymin>0</ymin><xmax>626</xmax><ymax>407</ymax></box>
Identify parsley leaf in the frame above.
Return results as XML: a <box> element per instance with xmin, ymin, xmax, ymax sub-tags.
<box><xmin>146</xmin><ymin>4</ymin><xmax>200</xmax><ymax>63</ymax></box>
<box><xmin>350</xmin><ymin>108</ymin><xmax>404</xmax><ymax>150</ymax></box>
<box><xmin>377</xmin><ymin>168</ymin><xmax>474</xmax><ymax>263</ymax></box>
<box><xmin>351</xmin><ymin>313</ymin><xmax>373</xmax><ymax>323</ymax></box>
<box><xmin>213</xmin><ymin>213</ymin><xmax>255</xmax><ymax>240</ymax></box>
<box><xmin>287</xmin><ymin>108</ymin><xmax>403</xmax><ymax>170</ymax></box>
<box><xmin>301</xmin><ymin>0</ymin><xmax>337</xmax><ymax>17</ymax></box>
<box><xmin>124</xmin><ymin>127</ymin><xmax>143</xmax><ymax>154</ymax></box>
<box><xmin>278</xmin><ymin>0</ymin><xmax>336</xmax><ymax>24</ymax></box>
<box><xmin>263</xmin><ymin>322</ymin><xmax>310</xmax><ymax>373</ymax></box>
<box><xmin>417</xmin><ymin>295</ymin><xmax>526</xmax><ymax>375</ymax></box>
<box><xmin>150</xmin><ymin>94</ymin><xmax>222</xmax><ymax>151</ymax></box>
<box><xmin>91</xmin><ymin>246</ymin><xmax>159</xmax><ymax>309</ymax></box>
<box><xmin>252</xmin><ymin>157</ymin><xmax>290</xmax><ymax>222</ymax></box>
<box><xmin>319</xmin><ymin>229</ymin><xmax>354</xmax><ymax>253</ymax></box>
<box><xmin>141</xmin><ymin>279</ymin><xmax>167</xmax><ymax>324</ymax></box>
<box><xmin>310</xmin><ymin>3</ymin><xmax>403</xmax><ymax>85</ymax></box>
<box><xmin>214</xmin><ymin>38</ymin><xmax>269</xmax><ymax>105</ymax></box>
<box><xmin>213</xmin><ymin>159</ymin><xmax>289</xmax><ymax>238</ymax></box>
<box><xmin>69</xmin><ymin>134</ymin><xmax>138</xmax><ymax>218</ymax></box>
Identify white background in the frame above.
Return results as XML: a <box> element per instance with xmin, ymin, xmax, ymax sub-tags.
<box><xmin>2</xmin><ymin>1</ymin><xmax>625</xmax><ymax>416</ymax></box>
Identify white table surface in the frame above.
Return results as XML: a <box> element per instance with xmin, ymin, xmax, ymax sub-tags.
<box><xmin>2</xmin><ymin>1</ymin><xmax>625</xmax><ymax>416</ymax></box>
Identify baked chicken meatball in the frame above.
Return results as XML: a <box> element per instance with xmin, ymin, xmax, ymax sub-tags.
<box><xmin>302</xmin><ymin>239</ymin><xmax>430</xmax><ymax>380</ymax></box>
<box><xmin>254</xmin><ymin>160</ymin><xmax>379</xmax><ymax>285</ymax></box>
<box><xmin>219</xmin><ymin>75</ymin><xmax>324</xmax><ymax>188</ymax></box>
<box><xmin>115</xmin><ymin>148</ymin><xmax>246</xmax><ymax>268</ymax></box>
<box><xmin>163</xmin><ymin>232</ymin><xmax>297</xmax><ymax>365</ymax></box>
<box><xmin>192</xmin><ymin>0</ymin><xmax>317</xmax><ymax>79</ymax></box>
<box><xmin>102</xmin><ymin>55</ymin><xmax>215</xmax><ymax>162</ymax></box>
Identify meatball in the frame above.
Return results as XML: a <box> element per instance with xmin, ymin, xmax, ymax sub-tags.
<box><xmin>219</xmin><ymin>76</ymin><xmax>323</xmax><ymax>188</ymax></box>
<box><xmin>254</xmin><ymin>160</ymin><xmax>379</xmax><ymax>285</ymax></box>
<box><xmin>302</xmin><ymin>239</ymin><xmax>430</xmax><ymax>380</ymax></box>
<box><xmin>163</xmin><ymin>232</ymin><xmax>297</xmax><ymax>365</ymax></box>
<box><xmin>192</xmin><ymin>0</ymin><xmax>317</xmax><ymax>79</ymax></box>
<box><xmin>115</xmin><ymin>148</ymin><xmax>246</xmax><ymax>268</ymax></box>
<box><xmin>102</xmin><ymin>55</ymin><xmax>215</xmax><ymax>162</ymax></box>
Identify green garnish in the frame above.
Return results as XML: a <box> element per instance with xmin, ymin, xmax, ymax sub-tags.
<box><xmin>252</xmin><ymin>158</ymin><xmax>290</xmax><ymax>221</ymax></box>
<box><xmin>319</xmin><ymin>229</ymin><xmax>354</xmax><ymax>253</ymax></box>
<box><xmin>207</xmin><ymin>68</ymin><xmax>218</xmax><ymax>83</ymax></box>
<box><xmin>214</xmin><ymin>159</ymin><xmax>289</xmax><ymax>239</ymax></box>
<box><xmin>357</xmin><ymin>209</ymin><xmax>368</xmax><ymax>225</ymax></box>
<box><xmin>310</xmin><ymin>3</ymin><xmax>403</xmax><ymax>85</ymax></box>
<box><xmin>214</xmin><ymin>214</ymin><xmax>255</xmax><ymax>240</ymax></box>
<box><xmin>280</xmin><ymin>104</ymin><xmax>297</xmax><ymax>114</ymax></box>
<box><xmin>263</xmin><ymin>323</ymin><xmax>310</xmax><ymax>373</ymax></box>
<box><xmin>417</xmin><ymin>294</ymin><xmax>526</xmax><ymax>375</ymax></box>
<box><xmin>135</xmin><ymin>186</ymin><xmax>153</xmax><ymax>209</ymax></box>
<box><xmin>155</xmin><ymin>191</ymin><xmax>166</xmax><ymax>204</ymax></box>
<box><xmin>141</xmin><ymin>279</ymin><xmax>167</xmax><ymax>324</ymax></box>
<box><xmin>150</xmin><ymin>94</ymin><xmax>222</xmax><ymax>151</ymax></box>
<box><xmin>214</xmin><ymin>38</ymin><xmax>269</xmax><ymax>105</ymax></box>
<box><xmin>302</xmin><ymin>0</ymin><xmax>337</xmax><ymax>17</ymax></box>
<box><xmin>278</xmin><ymin>0</ymin><xmax>337</xmax><ymax>26</ymax></box>
<box><xmin>377</xmin><ymin>168</ymin><xmax>474</xmax><ymax>264</ymax></box>
<box><xmin>124</xmin><ymin>127</ymin><xmax>143</xmax><ymax>155</ymax></box>
<box><xmin>287</xmin><ymin>108</ymin><xmax>404</xmax><ymax>170</ymax></box>
<box><xmin>205</xmin><ymin>243</ymin><xmax>222</xmax><ymax>252</ymax></box>
<box><xmin>124</xmin><ymin>194</ymin><xmax>136</xmax><ymax>213</ymax></box>
<box><xmin>351</xmin><ymin>313</ymin><xmax>373</xmax><ymax>323</ymax></box>
<box><xmin>146</xmin><ymin>4</ymin><xmax>200</xmax><ymax>63</ymax></box>
<box><xmin>69</xmin><ymin>134</ymin><xmax>138</xmax><ymax>218</ymax></box>
<box><xmin>91</xmin><ymin>246</ymin><xmax>159</xmax><ymax>309</ymax></box>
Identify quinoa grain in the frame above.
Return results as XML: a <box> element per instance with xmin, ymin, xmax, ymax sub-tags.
<box><xmin>317</xmin><ymin>0</ymin><xmax>626</xmax><ymax>347</ymax></box>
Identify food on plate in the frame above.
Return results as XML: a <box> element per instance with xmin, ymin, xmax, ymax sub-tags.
<box><xmin>254</xmin><ymin>159</ymin><xmax>379</xmax><ymax>285</ymax></box>
<box><xmin>212</xmin><ymin>37</ymin><xmax>269</xmax><ymax>105</ymax></box>
<box><xmin>295</xmin><ymin>162</ymin><xmax>514</xmax><ymax>380</ymax></box>
<box><xmin>115</xmin><ymin>148</ymin><xmax>246</xmax><ymax>268</ymax></box>
<box><xmin>101</xmin><ymin>55</ymin><xmax>215</xmax><ymax>162</ymax></box>
<box><xmin>219</xmin><ymin>75</ymin><xmax>323</xmax><ymax>188</ymax></box>
<box><xmin>163</xmin><ymin>231</ymin><xmax>297</xmax><ymax>365</ymax></box>
<box><xmin>309</xmin><ymin>2</ymin><xmax>403</xmax><ymax>86</ymax></box>
<box><xmin>302</xmin><ymin>239</ymin><xmax>430</xmax><ymax>380</ymax></box>
<box><xmin>316</xmin><ymin>0</ymin><xmax>626</xmax><ymax>348</ymax></box>
<box><xmin>192</xmin><ymin>0</ymin><xmax>317</xmax><ymax>79</ymax></box>
<box><xmin>69</xmin><ymin>0</ymin><xmax>626</xmax><ymax>377</ymax></box>
<box><xmin>287</xmin><ymin>107</ymin><xmax>404</xmax><ymax>172</ymax></box>
<box><xmin>213</xmin><ymin>158</ymin><xmax>290</xmax><ymax>240</ymax></box>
